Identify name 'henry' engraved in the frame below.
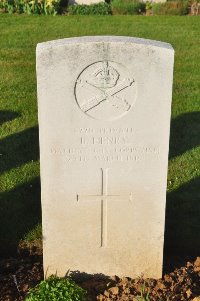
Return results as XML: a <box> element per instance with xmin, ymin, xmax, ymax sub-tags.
<box><xmin>80</xmin><ymin>136</ymin><xmax>130</xmax><ymax>145</ymax></box>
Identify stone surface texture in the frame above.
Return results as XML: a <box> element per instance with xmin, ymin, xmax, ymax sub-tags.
<box><xmin>69</xmin><ymin>0</ymin><xmax>167</xmax><ymax>5</ymax></box>
<box><xmin>68</xmin><ymin>0</ymin><xmax>103</xmax><ymax>5</ymax></box>
<box><xmin>143</xmin><ymin>0</ymin><xmax>166</xmax><ymax>3</ymax></box>
<box><xmin>36</xmin><ymin>36</ymin><xmax>174</xmax><ymax>279</ymax></box>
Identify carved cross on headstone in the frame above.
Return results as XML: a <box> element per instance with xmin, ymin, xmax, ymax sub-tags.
<box><xmin>77</xmin><ymin>168</ymin><xmax>132</xmax><ymax>248</ymax></box>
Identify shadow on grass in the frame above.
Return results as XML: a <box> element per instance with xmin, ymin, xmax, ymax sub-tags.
<box><xmin>164</xmin><ymin>111</ymin><xmax>200</xmax><ymax>259</ymax></box>
<box><xmin>0</xmin><ymin>110</ymin><xmax>20</xmax><ymax>126</ymax></box>
<box><xmin>169</xmin><ymin>111</ymin><xmax>200</xmax><ymax>159</ymax></box>
<box><xmin>0</xmin><ymin>126</ymin><xmax>39</xmax><ymax>174</ymax></box>
<box><xmin>0</xmin><ymin>177</ymin><xmax>41</xmax><ymax>257</ymax></box>
<box><xmin>0</xmin><ymin>111</ymin><xmax>41</xmax><ymax>256</ymax></box>
<box><xmin>164</xmin><ymin>176</ymin><xmax>200</xmax><ymax>257</ymax></box>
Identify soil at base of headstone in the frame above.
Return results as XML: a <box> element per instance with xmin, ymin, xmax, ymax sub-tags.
<box><xmin>0</xmin><ymin>244</ymin><xmax>200</xmax><ymax>301</ymax></box>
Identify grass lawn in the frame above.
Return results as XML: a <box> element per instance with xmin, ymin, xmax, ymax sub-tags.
<box><xmin>0</xmin><ymin>15</ymin><xmax>200</xmax><ymax>257</ymax></box>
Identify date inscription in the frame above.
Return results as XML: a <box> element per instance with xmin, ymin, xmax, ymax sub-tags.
<box><xmin>50</xmin><ymin>127</ymin><xmax>161</xmax><ymax>163</ymax></box>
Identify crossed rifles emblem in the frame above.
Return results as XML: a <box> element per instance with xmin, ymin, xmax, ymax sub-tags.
<box><xmin>77</xmin><ymin>62</ymin><xmax>135</xmax><ymax>113</ymax></box>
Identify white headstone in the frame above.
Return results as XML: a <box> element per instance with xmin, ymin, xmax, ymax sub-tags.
<box><xmin>68</xmin><ymin>0</ymin><xmax>104</xmax><ymax>5</ymax></box>
<box><xmin>36</xmin><ymin>36</ymin><xmax>174</xmax><ymax>279</ymax></box>
<box><xmin>143</xmin><ymin>0</ymin><xmax>166</xmax><ymax>3</ymax></box>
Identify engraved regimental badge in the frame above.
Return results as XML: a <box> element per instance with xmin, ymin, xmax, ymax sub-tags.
<box><xmin>75</xmin><ymin>61</ymin><xmax>137</xmax><ymax>120</ymax></box>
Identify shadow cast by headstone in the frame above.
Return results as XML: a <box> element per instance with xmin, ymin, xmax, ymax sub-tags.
<box><xmin>0</xmin><ymin>110</ymin><xmax>20</xmax><ymax>126</ymax></box>
<box><xmin>0</xmin><ymin>126</ymin><xmax>39</xmax><ymax>174</ymax></box>
<box><xmin>0</xmin><ymin>177</ymin><xmax>41</xmax><ymax>257</ymax></box>
<box><xmin>68</xmin><ymin>270</ymin><xmax>111</xmax><ymax>282</ymax></box>
<box><xmin>164</xmin><ymin>176</ymin><xmax>200</xmax><ymax>258</ymax></box>
<box><xmin>0</xmin><ymin>113</ymin><xmax>41</xmax><ymax>256</ymax></box>
<box><xmin>67</xmin><ymin>270</ymin><xmax>112</xmax><ymax>300</ymax></box>
<box><xmin>169</xmin><ymin>111</ymin><xmax>200</xmax><ymax>159</ymax></box>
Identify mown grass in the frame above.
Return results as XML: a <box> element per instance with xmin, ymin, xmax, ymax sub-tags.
<box><xmin>0</xmin><ymin>15</ymin><xmax>200</xmax><ymax>256</ymax></box>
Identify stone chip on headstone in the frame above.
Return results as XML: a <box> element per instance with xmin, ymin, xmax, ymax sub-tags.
<box><xmin>36</xmin><ymin>36</ymin><xmax>174</xmax><ymax>279</ymax></box>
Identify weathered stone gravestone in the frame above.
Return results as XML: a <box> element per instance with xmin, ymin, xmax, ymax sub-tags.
<box><xmin>68</xmin><ymin>0</ymin><xmax>103</xmax><ymax>6</ymax></box>
<box><xmin>36</xmin><ymin>36</ymin><xmax>174</xmax><ymax>279</ymax></box>
<box><xmin>143</xmin><ymin>0</ymin><xmax>166</xmax><ymax>3</ymax></box>
<box><xmin>69</xmin><ymin>0</ymin><xmax>166</xmax><ymax>5</ymax></box>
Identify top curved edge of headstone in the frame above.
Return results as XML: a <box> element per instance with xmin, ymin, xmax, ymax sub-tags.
<box><xmin>36</xmin><ymin>36</ymin><xmax>174</xmax><ymax>52</ymax></box>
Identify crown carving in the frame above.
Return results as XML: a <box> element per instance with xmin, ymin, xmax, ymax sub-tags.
<box><xmin>90</xmin><ymin>61</ymin><xmax>119</xmax><ymax>89</ymax></box>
